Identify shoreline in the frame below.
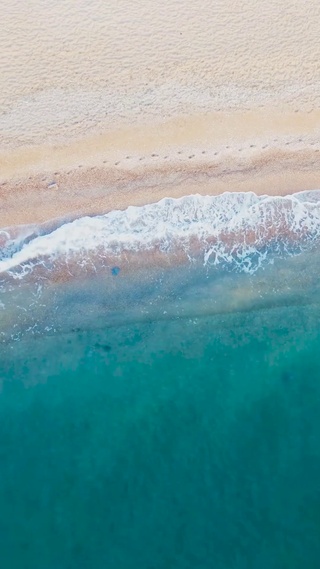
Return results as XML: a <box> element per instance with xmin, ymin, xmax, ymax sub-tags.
<box><xmin>1</xmin><ymin>109</ymin><xmax>320</xmax><ymax>228</ymax></box>
<box><xmin>2</xmin><ymin>0</ymin><xmax>320</xmax><ymax>229</ymax></box>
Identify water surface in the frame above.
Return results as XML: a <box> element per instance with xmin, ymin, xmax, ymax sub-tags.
<box><xmin>1</xmin><ymin>192</ymin><xmax>320</xmax><ymax>567</ymax></box>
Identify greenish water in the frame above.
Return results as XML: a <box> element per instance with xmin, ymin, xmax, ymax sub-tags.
<box><xmin>1</xmin><ymin>303</ymin><xmax>320</xmax><ymax>568</ymax></box>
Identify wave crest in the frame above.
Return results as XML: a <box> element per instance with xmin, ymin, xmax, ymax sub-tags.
<box><xmin>1</xmin><ymin>191</ymin><xmax>320</xmax><ymax>280</ymax></box>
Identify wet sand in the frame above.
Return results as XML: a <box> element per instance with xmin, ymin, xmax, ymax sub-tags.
<box><xmin>1</xmin><ymin>1</ymin><xmax>320</xmax><ymax>227</ymax></box>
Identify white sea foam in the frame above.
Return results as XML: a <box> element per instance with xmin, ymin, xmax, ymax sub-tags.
<box><xmin>1</xmin><ymin>191</ymin><xmax>320</xmax><ymax>278</ymax></box>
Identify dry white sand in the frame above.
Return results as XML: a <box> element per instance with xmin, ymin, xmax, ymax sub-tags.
<box><xmin>1</xmin><ymin>0</ymin><xmax>320</xmax><ymax>226</ymax></box>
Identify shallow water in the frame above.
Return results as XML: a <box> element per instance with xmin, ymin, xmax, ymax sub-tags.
<box><xmin>1</xmin><ymin>193</ymin><xmax>320</xmax><ymax>567</ymax></box>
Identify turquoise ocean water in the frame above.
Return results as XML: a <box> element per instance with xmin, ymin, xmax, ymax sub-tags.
<box><xmin>1</xmin><ymin>192</ymin><xmax>320</xmax><ymax>567</ymax></box>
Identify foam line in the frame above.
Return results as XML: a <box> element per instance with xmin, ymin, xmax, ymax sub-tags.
<box><xmin>1</xmin><ymin>191</ymin><xmax>320</xmax><ymax>277</ymax></box>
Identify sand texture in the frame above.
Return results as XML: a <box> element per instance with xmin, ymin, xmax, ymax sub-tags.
<box><xmin>1</xmin><ymin>0</ymin><xmax>320</xmax><ymax>226</ymax></box>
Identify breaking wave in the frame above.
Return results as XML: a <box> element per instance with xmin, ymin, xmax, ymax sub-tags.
<box><xmin>1</xmin><ymin>190</ymin><xmax>320</xmax><ymax>281</ymax></box>
<box><xmin>3</xmin><ymin>190</ymin><xmax>320</xmax><ymax>341</ymax></box>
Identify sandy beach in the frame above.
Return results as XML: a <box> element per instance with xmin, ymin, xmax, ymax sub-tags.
<box><xmin>1</xmin><ymin>0</ymin><xmax>320</xmax><ymax>227</ymax></box>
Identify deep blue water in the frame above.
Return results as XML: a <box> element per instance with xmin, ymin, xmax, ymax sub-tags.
<box><xmin>0</xmin><ymin>298</ymin><xmax>320</xmax><ymax>568</ymax></box>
